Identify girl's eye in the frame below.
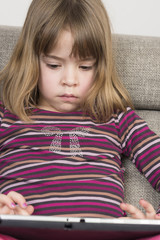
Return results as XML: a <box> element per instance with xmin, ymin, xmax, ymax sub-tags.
<box><xmin>80</xmin><ymin>66</ymin><xmax>93</xmax><ymax>70</ymax></box>
<box><xmin>47</xmin><ymin>64</ymin><xmax>61</xmax><ymax>69</ymax></box>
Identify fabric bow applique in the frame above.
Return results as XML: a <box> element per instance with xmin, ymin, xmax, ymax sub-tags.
<box><xmin>41</xmin><ymin>126</ymin><xmax>90</xmax><ymax>156</ymax></box>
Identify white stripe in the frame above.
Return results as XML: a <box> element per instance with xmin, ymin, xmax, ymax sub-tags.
<box><xmin>77</xmin><ymin>176</ymin><xmax>124</xmax><ymax>190</ymax></box>
<box><xmin>145</xmin><ymin>162</ymin><xmax>160</xmax><ymax>178</ymax></box>
<box><xmin>132</xmin><ymin>138</ymin><xmax>160</xmax><ymax>164</ymax></box>
<box><xmin>27</xmin><ymin>196</ymin><xmax>120</xmax><ymax>206</ymax></box>
<box><xmin>122</xmin><ymin>122</ymin><xmax>147</xmax><ymax>149</ymax></box>
<box><xmin>1</xmin><ymin>158</ymin><xmax>119</xmax><ymax>177</ymax></box>
<box><xmin>33</xmin><ymin>120</ymin><xmax>114</xmax><ymax>126</ymax></box>
<box><xmin>2</xmin><ymin>132</ymin><xmax>43</xmax><ymax>146</ymax></box>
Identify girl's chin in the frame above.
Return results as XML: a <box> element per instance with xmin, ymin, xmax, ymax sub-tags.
<box><xmin>37</xmin><ymin>103</ymin><xmax>81</xmax><ymax>113</ymax></box>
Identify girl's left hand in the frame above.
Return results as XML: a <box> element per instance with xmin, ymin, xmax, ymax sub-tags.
<box><xmin>120</xmin><ymin>199</ymin><xmax>160</xmax><ymax>219</ymax></box>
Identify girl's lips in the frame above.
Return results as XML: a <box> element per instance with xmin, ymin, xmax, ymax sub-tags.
<box><xmin>60</xmin><ymin>94</ymin><xmax>78</xmax><ymax>102</ymax></box>
<box><xmin>61</xmin><ymin>94</ymin><xmax>77</xmax><ymax>97</ymax></box>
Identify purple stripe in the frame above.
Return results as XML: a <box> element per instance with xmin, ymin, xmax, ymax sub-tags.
<box><xmin>148</xmin><ymin>169</ymin><xmax>160</xmax><ymax>185</ymax></box>
<box><xmin>0</xmin><ymin>152</ymin><xmax>63</xmax><ymax>160</ymax></box>
<box><xmin>6</xmin><ymin>166</ymin><xmax>118</xmax><ymax>178</ymax></box>
<box><xmin>2</xmin><ymin>139</ymin><xmax>120</xmax><ymax>149</ymax></box>
<box><xmin>34</xmin><ymin>207</ymin><xmax>122</xmax><ymax>216</ymax></box>
<box><xmin>128</xmin><ymin>129</ymin><xmax>151</xmax><ymax>147</ymax></box>
<box><xmin>136</xmin><ymin>148</ymin><xmax>160</xmax><ymax>168</ymax></box>
<box><xmin>126</xmin><ymin>126</ymin><xmax>149</xmax><ymax>147</ymax></box>
<box><xmin>34</xmin><ymin>201</ymin><xmax>120</xmax><ymax>211</ymax></box>
<box><xmin>6</xmin><ymin>184</ymin><xmax>123</xmax><ymax>197</ymax></box>
<box><xmin>79</xmin><ymin>140</ymin><xmax>120</xmax><ymax>149</ymax></box>
<box><xmin>8</xmin><ymin>178</ymin><xmax>123</xmax><ymax>190</ymax></box>
<box><xmin>120</xmin><ymin>111</ymin><xmax>137</xmax><ymax>128</ymax></box>
<box><xmin>5</xmin><ymin>170</ymin><xmax>116</xmax><ymax>179</ymax></box>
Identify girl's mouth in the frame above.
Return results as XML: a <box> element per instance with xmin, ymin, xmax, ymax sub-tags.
<box><xmin>60</xmin><ymin>94</ymin><xmax>78</xmax><ymax>102</ymax></box>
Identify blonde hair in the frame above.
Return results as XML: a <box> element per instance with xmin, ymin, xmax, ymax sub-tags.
<box><xmin>0</xmin><ymin>0</ymin><xmax>133</xmax><ymax>122</ymax></box>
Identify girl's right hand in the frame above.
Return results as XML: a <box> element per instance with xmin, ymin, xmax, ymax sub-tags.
<box><xmin>120</xmin><ymin>199</ymin><xmax>160</xmax><ymax>220</ymax></box>
<box><xmin>0</xmin><ymin>191</ymin><xmax>34</xmax><ymax>215</ymax></box>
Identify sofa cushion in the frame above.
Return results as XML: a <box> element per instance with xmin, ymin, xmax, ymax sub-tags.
<box><xmin>113</xmin><ymin>34</ymin><xmax>160</xmax><ymax>111</ymax></box>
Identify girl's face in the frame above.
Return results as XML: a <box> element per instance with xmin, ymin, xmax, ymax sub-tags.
<box><xmin>38</xmin><ymin>29</ymin><xmax>96</xmax><ymax>113</ymax></box>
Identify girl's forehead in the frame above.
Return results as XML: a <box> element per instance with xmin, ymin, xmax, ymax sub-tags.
<box><xmin>44</xmin><ymin>29</ymin><xmax>96</xmax><ymax>60</ymax></box>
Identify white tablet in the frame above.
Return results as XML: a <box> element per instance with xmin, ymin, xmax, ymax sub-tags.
<box><xmin>0</xmin><ymin>215</ymin><xmax>160</xmax><ymax>240</ymax></box>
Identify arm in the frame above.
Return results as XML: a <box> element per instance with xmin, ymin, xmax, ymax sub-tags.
<box><xmin>117</xmin><ymin>108</ymin><xmax>160</xmax><ymax>217</ymax></box>
<box><xmin>119</xmin><ymin>109</ymin><xmax>160</xmax><ymax>192</ymax></box>
<box><xmin>0</xmin><ymin>191</ymin><xmax>34</xmax><ymax>215</ymax></box>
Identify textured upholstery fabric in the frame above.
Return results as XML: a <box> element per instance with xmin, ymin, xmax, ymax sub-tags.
<box><xmin>0</xmin><ymin>25</ymin><xmax>159</xmax><ymax>211</ymax></box>
<box><xmin>0</xmin><ymin>26</ymin><xmax>20</xmax><ymax>71</ymax></box>
<box><xmin>113</xmin><ymin>34</ymin><xmax>160</xmax><ymax>110</ymax></box>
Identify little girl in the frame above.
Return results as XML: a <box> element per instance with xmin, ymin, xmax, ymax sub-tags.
<box><xmin>0</xmin><ymin>0</ymin><xmax>160</xmax><ymax>224</ymax></box>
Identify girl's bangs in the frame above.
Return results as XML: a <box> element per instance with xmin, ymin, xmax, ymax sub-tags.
<box><xmin>34</xmin><ymin>0</ymin><xmax>103</xmax><ymax>61</ymax></box>
<box><xmin>39</xmin><ymin>27</ymin><xmax>100</xmax><ymax>61</ymax></box>
<box><xmin>37</xmin><ymin>19</ymin><xmax>101</xmax><ymax>61</ymax></box>
<box><xmin>70</xmin><ymin>27</ymin><xmax>99</xmax><ymax>60</ymax></box>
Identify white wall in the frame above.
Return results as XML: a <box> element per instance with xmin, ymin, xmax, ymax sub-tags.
<box><xmin>0</xmin><ymin>0</ymin><xmax>31</xmax><ymax>26</ymax></box>
<box><xmin>0</xmin><ymin>0</ymin><xmax>160</xmax><ymax>37</ymax></box>
<box><xmin>103</xmin><ymin>0</ymin><xmax>160</xmax><ymax>37</ymax></box>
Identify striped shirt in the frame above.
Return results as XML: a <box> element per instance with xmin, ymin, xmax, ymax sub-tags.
<box><xmin>0</xmin><ymin>102</ymin><xmax>160</xmax><ymax>218</ymax></box>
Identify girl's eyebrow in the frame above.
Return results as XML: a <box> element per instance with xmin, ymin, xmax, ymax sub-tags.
<box><xmin>44</xmin><ymin>54</ymin><xmax>64</xmax><ymax>61</ymax></box>
<box><xmin>43</xmin><ymin>54</ymin><xmax>95</xmax><ymax>62</ymax></box>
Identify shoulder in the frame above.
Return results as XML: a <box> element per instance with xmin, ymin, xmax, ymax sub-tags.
<box><xmin>112</xmin><ymin>107</ymin><xmax>146</xmax><ymax>129</ymax></box>
<box><xmin>0</xmin><ymin>101</ymin><xmax>20</xmax><ymax>123</ymax></box>
<box><xmin>116</xmin><ymin>107</ymin><xmax>142</xmax><ymax>121</ymax></box>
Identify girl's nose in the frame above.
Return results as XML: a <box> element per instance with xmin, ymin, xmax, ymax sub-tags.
<box><xmin>62</xmin><ymin>67</ymin><xmax>78</xmax><ymax>86</ymax></box>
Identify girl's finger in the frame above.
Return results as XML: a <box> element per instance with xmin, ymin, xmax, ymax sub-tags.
<box><xmin>120</xmin><ymin>202</ymin><xmax>145</xmax><ymax>219</ymax></box>
<box><xmin>0</xmin><ymin>205</ymin><xmax>14</xmax><ymax>215</ymax></box>
<box><xmin>139</xmin><ymin>199</ymin><xmax>156</xmax><ymax>218</ymax></box>
<box><xmin>14</xmin><ymin>205</ymin><xmax>34</xmax><ymax>215</ymax></box>
<box><xmin>26</xmin><ymin>205</ymin><xmax>34</xmax><ymax>215</ymax></box>
<box><xmin>0</xmin><ymin>194</ymin><xmax>16</xmax><ymax>210</ymax></box>
<box><xmin>0</xmin><ymin>192</ymin><xmax>34</xmax><ymax>215</ymax></box>
<box><xmin>7</xmin><ymin>191</ymin><xmax>27</xmax><ymax>209</ymax></box>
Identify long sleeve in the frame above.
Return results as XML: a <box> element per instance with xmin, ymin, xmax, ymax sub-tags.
<box><xmin>117</xmin><ymin>107</ymin><xmax>160</xmax><ymax>192</ymax></box>
<box><xmin>0</xmin><ymin>102</ymin><xmax>4</xmax><ymax>125</ymax></box>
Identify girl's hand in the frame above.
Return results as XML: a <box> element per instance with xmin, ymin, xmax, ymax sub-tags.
<box><xmin>0</xmin><ymin>191</ymin><xmax>34</xmax><ymax>215</ymax></box>
<box><xmin>120</xmin><ymin>199</ymin><xmax>160</xmax><ymax>219</ymax></box>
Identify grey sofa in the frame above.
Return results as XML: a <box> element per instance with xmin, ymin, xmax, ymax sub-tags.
<box><xmin>0</xmin><ymin>25</ymin><xmax>160</xmax><ymax>213</ymax></box>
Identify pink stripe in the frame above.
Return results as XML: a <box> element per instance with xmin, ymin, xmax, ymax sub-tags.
<box><xmin>9</xmin><ymin>178</ymin><xmax>123</xmax><ymax>189</ymax></box>
<box><xmin>120</xmin><ymin>111</ymin><xmax>137</xmax><ymax>128</ymax></box>
<box><xmin>79</xmin><ymin>140</ymin><xmax>120</xmax><ymax>149</ymax></box>
<box><xmin>152</xmin><ymin>177</ymin><xmax>160</xmax><ymax>190</ymax></box>
<box><xmin>126</xmin><ymin>126</ymin><xmax>149</xmax><ymax>147</ymax></box>
<box><xmin>128</xmin><ymin>129</ymin><xmax>151</xmax><ymax>147</ymax></box>
<box><xmin>1</xmin><ymin>158</ymin><xmax>120</xmax><ymax>177</ymax></box>
<box><xmin>34</xmin><ymin>207</ymin><xmax>122</xmax><ymax>216</ymax></box>
<box><xmin>34</xmin><ymin>201</ymin><xmax>120</xmax><ymax>211</ymax></box>
<box><xmin>6</xmin><ymin>166</ymin><xmax>117</xmax><ymax>178</ymax></box>
<box><xmin>136</xmin><ymin>148</ymin><xmax>160</xmax><ymax>167</ymax></box>
<box><xmin>146</xmin><ymin>163</ymin><xmax>160</xmax><ymax>178</ymax></box>
<box><xmin>6</xmin><ymin>184</ymin><xmax>123</xmax><ymax>197</ymax></box>
<box><xmin>147</xmin><ymin>168</ymin><xmax>160</xmax><ymax>185</ymax></box>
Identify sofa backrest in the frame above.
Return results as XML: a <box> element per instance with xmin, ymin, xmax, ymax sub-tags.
<box><xmin>0</xmin><ymin>25</ymin><xmax>160</xmax><ymax>213</ymax></box>
<box><xmin>113</xmin><ymin>34</ymin><xmax>160</xmax><ymax>111</ymax></box>
<box><xmin>0</xmin><ymin>25</ymin><xmax>20</xmax><ymax>71</ymax></box>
